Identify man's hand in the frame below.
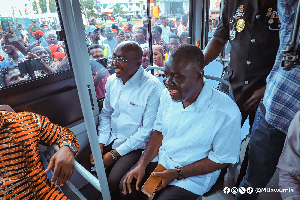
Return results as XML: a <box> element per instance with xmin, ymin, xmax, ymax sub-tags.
<box><xmin>102</xmin><ymin>149</ymin><xmax>119</xmax><ymax>168</ymax></box>
<box><xmin>43</xmin><ymin>146</ymin><xmax>75</xmax><ymax>187</ymax></box>
<box><xmin>244</xmin><ymin>86</ymin><xmax>266</xmax><ymax>111</ymax></box>
<box><xmin>152</xmin><ymin>169</ymin><xmax>177</xmax><ymax>192</ymax></box>
<box><xmin>122</xmin><ymin>164</ymin><xmax>146</xmax><ymax>195</ymax></box>
<box><xmin>90</xmin><ymin>143</ymin><xmax>104</xmax><ymax>166</ymax></box>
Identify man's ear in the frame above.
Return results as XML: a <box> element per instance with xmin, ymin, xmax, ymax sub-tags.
<box><xmin>137</xmin><ymin>59</ymin><xmax>142</xmax><ymax>67</ymax></box>
<box><xmin>197</xmin><ymin>70</ymin><xmax>204</xmax><ymax>81</ymax></box>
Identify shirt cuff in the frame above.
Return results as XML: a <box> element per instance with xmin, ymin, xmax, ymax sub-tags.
<box><xmin>208</xmin><ymin>152</ymin><xmax>239</xmax><ymax>165</ymax></box>
<box><xmin>98</xmin><ymin>133</ymin><xmax>110</xmax><ymax>145</ymax></box>
<box><xmin>116</xmin><ymin>144</ymin><xmax>132</xmax><ymax>157</ymax></box>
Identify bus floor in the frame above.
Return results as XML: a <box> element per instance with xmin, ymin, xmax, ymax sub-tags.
<box><xmin>202</xmin><ymin>137</ymin><xmax>282</xmax><ymax>200</ymax></box>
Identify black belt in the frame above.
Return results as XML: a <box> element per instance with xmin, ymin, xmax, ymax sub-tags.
<box><xmin>259</xmin><ymin>101</ymin><xmax>266</xmax><ymax>115</ymax></box>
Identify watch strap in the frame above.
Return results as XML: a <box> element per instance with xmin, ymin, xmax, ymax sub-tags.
<box><xmin>110</xmin><ymin>150</ymin><xmax>118</xmax><ymax>161</ymax></box>
<box><xmin>175</xmin><ymin>166</ymin><xmax>184</xmax><ymax>180</ymax></box>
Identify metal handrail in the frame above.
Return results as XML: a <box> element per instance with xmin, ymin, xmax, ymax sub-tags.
<box><xmin>53</xmin><ymin>145</ymin><xmax>101</xmax><ymax>193</ymax></box>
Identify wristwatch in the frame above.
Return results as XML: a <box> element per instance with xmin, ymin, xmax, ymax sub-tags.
<box><xmin>110</xmin><ymin>150</ymin><xmax>118</xmax><ymax>161</ymax></box>
<box><xmin>175</xmin><ymin>166</ymin><xmax>184</xmax><ymax>180</ymax></box>
<box><xmin>61</xmin><ymin>143</ymin><xmax>78</xmax><ymax>155</ymax></box>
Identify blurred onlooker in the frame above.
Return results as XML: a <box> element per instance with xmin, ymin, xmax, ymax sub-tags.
<box><xmin>17</xmin><ymin>24</ymin><xmax>29</xmax><ymax>44</ymax></box>
<box><xmin>152</xmin><ymin>26</ymin><xmax>167</xmax><ymax>52</ymax></box>
<box><xmin>150</xmin><ymin>15</ymin><xmax>156</xmax><ymax>27</ymax></box>
<box><xmin>45</xmin><ymin>33</ymin><xmax>59</xmax><ymax>46</ymax></box>
<box><xmin>134</xmin><ymin>27</ymin><xmax>147</xmax><ymax>44</ymax></box>
<box><xmin>30</xmin><ymin>20</ymin><xmax>41</xmax><ymax>33</ymax></box>
<box><xmin>160</xmin><ymin>16</ymin><xmax>171</xmax><ymax>43</ymax></box>
<box><xmin>178</xmin><ymin>14</ymin><xmax>188</xmax><ymax>36</ymax></box>
<box><xmin>30</xmin><ymin>31</ymin><xmax>37</xmax><ymax>44</ymax></box>
<box><xmin>48</xmin><ymin>44</ymin><xmax>64</xmax><ymax>57</ymax></box>
<box><xmin>168</xmin><ymin>35</ymin><xmax>180</xmax><ymax>54</ymax></box>
<box><xmin>102</xmin><ymin>28</ymin><xmax>117</xmax><ymax>53</ymax></box>
<box><xmin>175</xmin><ymin>16</ymin><xmax>182</xmax><ymax>32</ymax></box>
<box><xmin>35</xmin><ymin>30</ymin><xmax>48</xmax><ymax>47</ymax></box>
<box><xmin>90</xmin><ymin>59</ymin><xmax>110</xmax><ymax>99</ymax></box>
<box><xmin>0</xmin><ymin>39</ymin><xmax>25</xmax><ymax>70</ymax></box>
<box><xmin>113</xmin><ymin>31</ymin><xmax>133</xmax><ymax>52</ymax></box>
<box><xmin>86</xmin><ymin>25</ymin><xmax>99</xmax><ymax>45</ymax></box>
<box><xmin>88</xmin><ymin>44</ymin><xmax>104</xmax><ymax>60</ymax></box>
<box><xmin>152</xmin><ymin>45</ymin><xmax>165</xmax><ymax>69</ymax></box>
<box><xmin>180</xmin><ymin>31</ymin><xmax>189</xmax><ymax>45</ymax></box>
<box><xmin>212</xmin><ymin>17</ymin><xmax>219</xmax><ymax>29</ymax></box>
<box><xmin>140</xmin><ymin>44</ymin><xmax>150</xmax><ymax>69</ymax></box>
<box><xmin>124</xmin><ymin>21</ymin><xmax>133</xmax><ymax>33</ymax></box>
<box><xmin>169</xmin><ymin>19</ymin><xmax>178</xmax><ymax>35</ymax></box>
<box><xmin>112</xmin><ymin>29</ymin><xmax>118</xmax><ymax>38</ymax></box>
<box><xmin>0</xmin><ymin>66</ymin><xmax>29</xmax><ymax>87</ymax></box>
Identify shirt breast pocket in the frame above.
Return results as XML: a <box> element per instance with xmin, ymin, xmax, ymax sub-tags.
<box><xmin>127</xmin><ymin>102</ymin><xmax>146</xmax><ymax>123</ymax></box>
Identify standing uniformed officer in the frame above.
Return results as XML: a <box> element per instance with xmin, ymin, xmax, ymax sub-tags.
<box><xmin>203</xmin><ymin>0</ymin><xmax>280</xmax><ymax>187</ymax></box>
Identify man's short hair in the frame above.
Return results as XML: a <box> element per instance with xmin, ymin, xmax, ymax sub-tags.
<box><xmin>176</xmin><ymin>17</ymin><xmax>181</xmax><ymax>22</ymax></box>
<box><xmin>180</xmin><ymin>31</ymin><xmax>189</xmax><ymax>39</ymax></box>
<box><xmin>118</xmin><ymin>41</ymin><xmax>143</xmax><ymax>59</ymax></box>
<box><xmin>182</xmin><ymin>15</ymin><xmax>188</xmax><ymax>21</ymax></box>
<box><xmin>169</xmin><ymin>35</ymin><xmax>180</xmax><ymax>41</ymax></box>
<box><xmin>88</xmin><ymin>44</ymin><xmax>104</xmax><ymax>53</ymax></box>
<box><xmin>161</xmin><ymin>16</ymin><xmax>167</xmax><ymax>20</ymax></box>
<box><xmin>152</xmin><ymin>26</ymin><xmax>162</xmax><ymax>35</ymax></box>
<box><xmin>171</xmin><ymin>45</ymin><xmax>204</xmax><ymax>71</ymax></box>
<box><xmin>137</xmin><ymin>27</ymin><xmax>147</xmax><ymax>36</ymax></box>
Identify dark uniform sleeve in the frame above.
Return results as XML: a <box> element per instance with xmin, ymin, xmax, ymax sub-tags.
<box><xmin>32</xmin><ymin>112</ymin><xmax>79</xmax><ymax>152</ymax></box>
<box><xmin>213</xmin><ymin>0</ymin><xmax>230</xmax><ymax>41</ymax></box>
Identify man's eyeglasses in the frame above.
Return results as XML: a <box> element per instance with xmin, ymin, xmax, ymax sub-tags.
<box><xmin>111</xmin><ymin>56</ymin><xmax>139</xmax><ymax>64</ymax></box>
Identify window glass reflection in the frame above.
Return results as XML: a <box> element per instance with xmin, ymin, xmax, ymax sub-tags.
<box><xmin>0</xmin><ymin>0</ymin><xmax>70</xmax><ymax>89</ymax></box>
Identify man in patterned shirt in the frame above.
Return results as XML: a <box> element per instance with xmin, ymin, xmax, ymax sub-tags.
<box><xmin>0</xmin><ymin>108</ymin><xmax>79</xmax><ymax>199</ymax></box>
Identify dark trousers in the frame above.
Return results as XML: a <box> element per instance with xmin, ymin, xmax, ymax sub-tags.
<box><xmin>76</xmin><ymin>142</ymin><xmax>142</xmax><ymax>200</ymax></box>
<box><xmin>120</xmin><ymin>162</ymin><xmax>200</xmax><ymax>200</ymax></box>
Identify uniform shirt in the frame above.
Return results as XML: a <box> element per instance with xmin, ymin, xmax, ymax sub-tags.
<box><xmin>98</xmin><ymin>67</ymin><xmax>163</xmax><ymax>156</ymax></box>
<box><xmin>263</xmin><ymin>0</ymin><xmax>300</xmax><ymax>134</ymax></box>
<box><xmin>214</xmin><ymin>0</ymin><xmax>280</xmax><ymax>104</ymax></box>
<box><xmin>0</xmin><ymin>111</ymin><xmax>79</xmax><ymax>199</ymax></box>
<box><xmin>160</xmin><ymin>25</ymin><xmax>171</xmax><ymax>43</ymax></box>
<box><xmin>153</xmin><ymin>81</ymin><xmax>241</xmax><ymax>195</ymax></box>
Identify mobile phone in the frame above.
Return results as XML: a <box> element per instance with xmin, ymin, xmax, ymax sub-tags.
<box><xmin>141</xmin><ymin>164</ymin><xmax>167</xmax><ymax>198</ymax></box>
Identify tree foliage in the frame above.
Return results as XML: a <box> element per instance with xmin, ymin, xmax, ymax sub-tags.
<box><xmin>32</xmin><ymin>0</ymin><xmax>57</xmax><ymax>14</ymax></box>
<box><xmin>80</xmin><ymin>0</ymin><xmax>100</xmax><ymax>19</ymax></box>
<box><xmin>112</xmin><ymin>4</ymin><xmax>126</xmax><ymax>18</ymax></box>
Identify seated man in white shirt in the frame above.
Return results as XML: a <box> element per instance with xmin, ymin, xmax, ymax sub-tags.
<box><xmin>122</xmin><ymin>45</ymin><xmax>241</xmax><ymax>200</ymax></box>
<box><xmin>97</xmin><ymin>41</ymin><xmax>163</xmax><ymax>200</ymax></box>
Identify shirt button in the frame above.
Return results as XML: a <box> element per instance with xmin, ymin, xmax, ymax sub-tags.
<box><xmin>256</xmin><ymin>15</ymin><xmax>260</xmax><ymax>19</ymax></box>
<box><xmin>251</xmin><ymin>39</ymin><xmax>255</xmax><ymax>43</ymax></box>
<box><xmin>247</xmin><ymin>61</ymin><xmax>251</xmax><ymax>65</ymax></box>
<box><xmin>245</xmin><ymin>81</ymin><xmax>249</xmax><ymax>84</ymax></box>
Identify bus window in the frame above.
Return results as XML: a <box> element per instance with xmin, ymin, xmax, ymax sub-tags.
<box><xmin>0</xmin><ymin>0</ymin><xmax>70</xmax><ymax>89</ymax></box>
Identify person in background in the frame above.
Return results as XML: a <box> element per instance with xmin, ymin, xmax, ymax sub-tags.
<box><xmin>30</xmin><ymin>20</ymin><xmax>41</xmax><ymax>33</ymax></box>
<box><xmin>168</xmin><ymin>35</ymin><xmax>180</xmax><ymax>54</ymax></box>
<box><xmin>35</xmin><ymin>30</ymin><xmax>48</xmax><ymax>47</ymax></box>
<box><xmin>134</xmin><ymin>27</ymin><xmax>148</xmax><ymax>45</ymax></box>
<box><xmin>180</xmin><ymin>31</ymin><xmax>189</xmax><ymax>45</ymax></box>
<box><xmin>140</xmin><ymin>44</ymin><xmax>150</xmax><ymax>69</ymax></box>
<box><xmin>45</xmin><ymin>32</ymin><xmax>59</xmax><ymax>46</ymax></box>
<box><xmin>152</xmin><ymin>26</ymin><xmax>167</xmax><ymax>53</ymax></box>
<box><xmin>0</xmin><ymin>109</ymin><xmax>79</xmax><ymax>199</ymax></box>
<box><xmin>169</xmin><ymin>20</ymin><xmax>178</xmax><ymax>35</ymax></box>
<box><xmin>160</xmin><ymin>16</ymin><xmax>171</xmax><ymax>43</ymax></box>
<box><xmin>175</xmin><ymin>17</ymin><xmax>182</xmax><ymax>35</ymax></box>
<box><xmin>153</xmin><ymin>45</ymin><xmax>165</xmax><ymax>69</ymax></box>
<box><xmin>88</xmin><ymin>44</ymin><xmax>104</xmax><ymax>60</ymax></box>
<box><xmin>124</xmin><ymin>21</ymin><xmax>133</xmax><ymax>33</ymax></box>
<box><xmin>48</xmin><ymin>44</ymin><xmax>64</xmax><ymax>57</ymax></box>
<box><xmin>102</xmin><ymin>28</ymin><xmax>117</xmax><ymax>54</ymax></box>
<box><xmin>30</xmin><ymin>31</ymin><xmax>37</xmax><ymax>44</ymax></box>
<box><xmin>0</xmin><ymin>66</ymin><xmax>29</xmax><ymax>87</ymax></box>
<box><xmin>0</xmin><ymin>39</ymin><xmax>24</xmax><ymax>70</ymax></box>
<box><xmin>177</xmin><ymin>15</ymin><xmax>188</xmax><ymax>36</ymax></box>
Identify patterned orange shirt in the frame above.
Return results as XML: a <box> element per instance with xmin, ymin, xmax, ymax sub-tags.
<box><xmin>0</xmin><ymin>111</ymin><xmax>79</xmax><ymax>199</ymax></box>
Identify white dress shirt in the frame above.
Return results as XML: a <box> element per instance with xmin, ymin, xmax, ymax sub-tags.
<box><xmin>160</xmin><ymin>25</ymin><xmax>171</xmax><ymax>43</ymax></box>
<box><xmin>153</xmin><ymin>80</ymin><xmax>241</xmax><ymax>195</ymax></box>
<box><xmin>98</xmin><ymin>67</ymin><xmax>163</xmax><ymax>156</ymax></box>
